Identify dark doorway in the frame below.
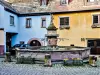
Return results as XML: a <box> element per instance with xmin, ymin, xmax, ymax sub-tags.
<box><xmin>6</xmin><ymin>33</ymin><xmax>12</xmax><ymax>52</ymax></box>
<box><xmin>6</xmin><ymin>32</ymin><xmax>17</xmax><ymax>55</ymax></box>
<box><xmin>88</xmin><ymin>40</ymin><xmax>100</xmax><ymax>55</ymax></box>
<box><xmin>30</xmin><ymin>40</ymin><xmax>41</xmax><ymax>46</ymax></box>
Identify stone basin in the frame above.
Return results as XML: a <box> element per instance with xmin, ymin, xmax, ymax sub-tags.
<box><xmin>16</xmin><ymin>46</ymin><xmax>91</xmax><ymax>61</ymax></box>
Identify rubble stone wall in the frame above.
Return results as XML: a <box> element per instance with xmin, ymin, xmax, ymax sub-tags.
<box><xmin>7</xmin><ymin>0</ymin><xmax>100</xmax><ymax>13</ymax></box>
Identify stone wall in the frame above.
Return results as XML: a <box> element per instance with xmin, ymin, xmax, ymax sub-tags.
<box><xmin>12</xmin><ymin>0</ymin><xmax>82</xmax><ymax>12</ymax></box>
<box><xmin>67</xmin><ymin>0</ymin><xmax>85</xmax><ymax>11</ymax></box>
<box><xmin>7</xmin><ymin>0</ymin><xmax>69</xmax><ymax>13</ymax></box>
<box><xmin>6</xmin><ymin>0</ymin><xmax>100</xmax><ymax>13</ymax></box>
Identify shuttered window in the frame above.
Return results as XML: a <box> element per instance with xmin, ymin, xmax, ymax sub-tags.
<box><xmin>60</xmin><ymin>17</ymin><xmax>69</xmax><ymax>26</ymax></box>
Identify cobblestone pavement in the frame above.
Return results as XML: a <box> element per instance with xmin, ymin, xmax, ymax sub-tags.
<box><xmin>0</xmin><ymin>58</ymin><xmax>100</xmax><ymax>75</ymax></box>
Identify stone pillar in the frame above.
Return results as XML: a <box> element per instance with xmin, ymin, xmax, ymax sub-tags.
<box><xmin>5</xmin><ymin>52</ymin><xmax>11</xmax><ymax>62</ymax></box>
<box><xmin>44</xmin><ymin>54</ymin><xmax>52</xmax><ymax>67</ymax></box>
<box><xmin>45</xmin><ymin>15</ymin><xmax>59</xmax><ymax>48</ymax></box>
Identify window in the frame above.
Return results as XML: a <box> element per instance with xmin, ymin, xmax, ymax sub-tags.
<box><xmin>40</xmin><ymin>0</ymin><xmax>49</xmax><ymax>6</ymax></box>
<box><xmin>10</xmin><ymin>16</ymin><xmax>14</xmax><ymax>25</ymax></box>
<box><xmin>60</xmin><ymin>17</ymin><xmax>69</xmax><ymax>26</ymax></box>
<box><xmin>60</xmin><ymin>0</ymin><xmax>67</xmax><ymax>5</ymax></box>
<box><xmin>93</xmin><ymin>15</ymin><xmax>98</xmax><ymax>24</ymax></box>
<box><xmin>87</xmin><ymin>0</ymin><xmax>95</xmax><ymax>2</ymax></box>
<box><xmin>26</xmin><ymin>18</ymin><xmax>32</xmax><ymax>28</ymax></box>
<box><xmin>41</xmin><ymin>17</ymin><xmax>46</xmax><ymax>28</ymax></box>
<box><xmin>92</xmin><ymin>15</ymin><xmax>100</xmax><ymax>28</ymax></box>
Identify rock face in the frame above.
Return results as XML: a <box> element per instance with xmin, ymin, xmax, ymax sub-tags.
<box><xmin>6</xmin><ymin>0</ymin><xmax>100</xmax><ymax>13</ymax></box>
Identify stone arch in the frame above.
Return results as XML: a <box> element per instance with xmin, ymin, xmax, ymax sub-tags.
<box><xmin>27</xmin><ymin>38</ymin><xmax>43</xmax><ymax>46</ymax></box>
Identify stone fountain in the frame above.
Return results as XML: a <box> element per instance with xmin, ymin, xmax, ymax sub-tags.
<box><xmin>45</xmin><ymin>15</ymin><xmax>59</xmax><ymax>49</ymax></box>
<box><xmin>16</xmin><ymin>15</ymin><xmax>91</xmax><ymax>65</ymax></box>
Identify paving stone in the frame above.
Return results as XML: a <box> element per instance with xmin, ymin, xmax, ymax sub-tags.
<box><xmin>0</xmin><ymin>58</ymin><xmax>100</xmax><ymax>75</ymax></box>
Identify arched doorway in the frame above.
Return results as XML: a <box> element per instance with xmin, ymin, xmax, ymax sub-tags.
<box><xmin>30</xmin><ymin>40</ymin><xmax>41</xmax><ymax>46</ymax></box>
<box><xmin>28</xmin><ymin>38</ymin><xmax>43</xmax><ymax>46</ymax></box>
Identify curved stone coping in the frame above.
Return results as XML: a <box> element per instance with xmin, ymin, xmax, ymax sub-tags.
<box><xmin>16</xmin><ymin>47</ymin><xmax>90</xmax><ymax>52</ymax></box>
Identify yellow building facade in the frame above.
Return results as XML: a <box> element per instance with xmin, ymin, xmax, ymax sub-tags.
<box><xmin>53</xmin><ymin>10</ymin><xmax>100</xmax><ymax>47</ymax></box>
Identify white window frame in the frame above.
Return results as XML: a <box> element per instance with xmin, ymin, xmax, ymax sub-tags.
<box><xmin>59</xmin><ymin>16</ymin><xmax>70</xmax><ymax>27</ymax></box>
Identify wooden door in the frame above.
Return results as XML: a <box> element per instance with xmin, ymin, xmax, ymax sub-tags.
<box><xmin>88</xmin><ymin>40</ymin><xmax>100</xmax><ymax>55</ymax></box>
